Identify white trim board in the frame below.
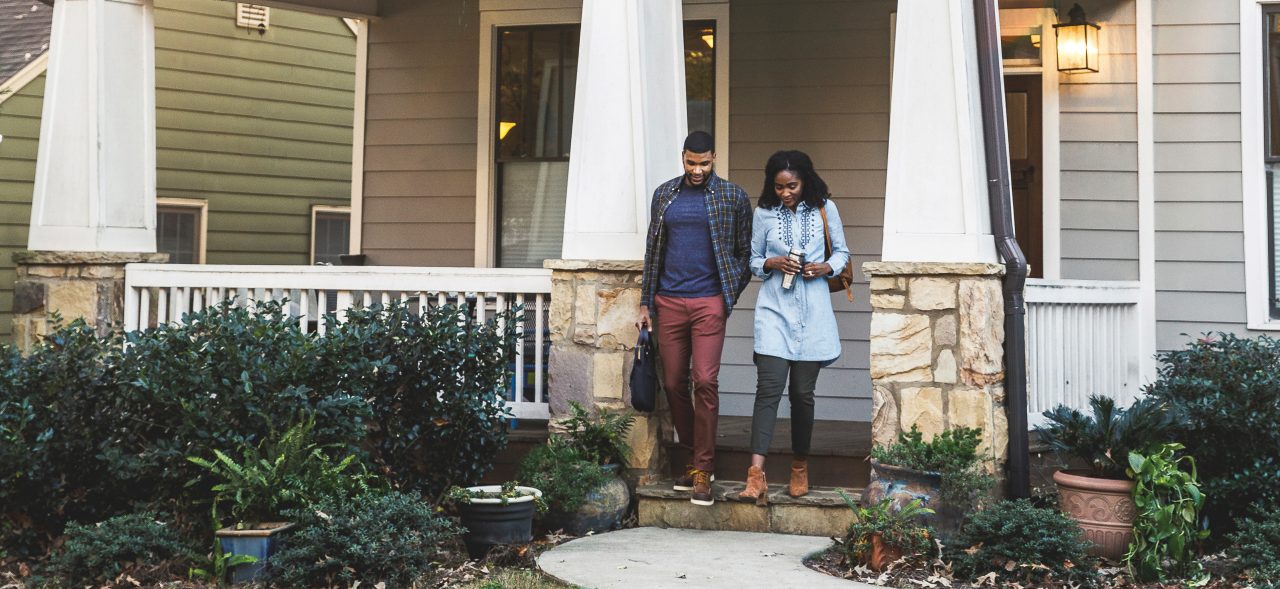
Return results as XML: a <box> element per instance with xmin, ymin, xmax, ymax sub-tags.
<box><xmin>349</xmin><ymin>18</ymin><xmax>368</xmax><ymax>255</ymax></box>
<box><xmin>1136</xmin><ymin>0</ymin><xmax>1157</xmax><ymax>379</ymax></box>
<box><xmin>1241</xmin><ymin>0</ymin><xmax>1280</xmax><ymax>330</ymax></box>
<box><xmin>0</xmin><ymin>52</ymin><xmax>49</xmax><ymax>107</ymax></box>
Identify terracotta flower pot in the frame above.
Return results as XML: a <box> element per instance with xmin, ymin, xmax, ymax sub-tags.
<box><xmin>865</xmin><ymin>533</ymin><xmax>903</xmax><ymax>572</ymax></box>
<box><xmin>1053</xmin><ymin>470</ymin><xmax>1137</xmax><ymax>560</ymax></box>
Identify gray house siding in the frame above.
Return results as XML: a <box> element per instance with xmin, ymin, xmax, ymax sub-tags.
<box><xmin>1151</xmin><ymin>0</ymin><xmax>1255</xmax><ymax>350</ymax></box>
<box><xmin>1058</xmin><ymin>0</ymin><xmax>1140</xmax><ymax>281</ymax></box>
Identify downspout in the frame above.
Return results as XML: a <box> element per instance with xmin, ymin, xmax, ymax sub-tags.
<box><xmin>972</xmin><ymin>0</ymin><xmax>1031</xmax><ymax>498</ymax></box>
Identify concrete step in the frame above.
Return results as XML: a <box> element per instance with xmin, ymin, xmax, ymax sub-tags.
<box><xmin>665</xmin><ymin>417</ymin><xmax>873</xmax><ymax>488</ymax></box>
<box><xmin>637</xmin><ymin>480</ymin><xmax>861</xmax><ymax>537</ymax></box>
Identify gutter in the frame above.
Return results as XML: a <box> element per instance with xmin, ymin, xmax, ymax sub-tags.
<box><xmin>972</xmin><ymin>0</ymin><xmax>1032</xmax><ymax>498</ymax></box>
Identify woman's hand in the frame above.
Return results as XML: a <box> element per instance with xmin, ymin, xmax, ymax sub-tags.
<box><xmin>765</xmin><ymin>255</ymin><xmax>801</xmax><ymax>275</ymax></box>
<box><xmin>802</xmin><ymin>262</ymin><xmax>832</xmax><ymax>279</ymax></box>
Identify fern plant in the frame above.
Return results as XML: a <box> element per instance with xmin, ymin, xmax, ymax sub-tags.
<box><xmin>559</xmin><ymin>401</ymin><xmax>635</xmax><ymax>466</ymax></box>
<box><xmin>871</xmin><ymin>425</ymin><xmax>994</xmax><ymax>506</ymax></box>
<box><xmin>187</xmin><ymin>419</ymin><xmax>381</xmax><ymax>526</ymax></box>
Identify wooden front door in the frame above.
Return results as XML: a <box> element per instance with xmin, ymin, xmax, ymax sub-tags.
<box><xmin>1004</xmin><ymin>74</ymin><xmax>1043</xmax><ymax>278</ymax></box>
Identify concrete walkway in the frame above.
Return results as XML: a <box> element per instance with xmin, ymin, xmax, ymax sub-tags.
<box><xmin>537</xmin><ymin>527</ymin><xmax>876</xmax><ymax>589</ymax></box>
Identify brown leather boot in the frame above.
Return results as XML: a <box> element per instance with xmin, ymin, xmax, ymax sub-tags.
<box><xmin>690</xmin><ymin>470</ymin><xmax>714</xmax><ymax>506</ymax></box>
<box><xmin>738</xmin><ymin>465</ymin><xmax>768</xmax><ymax>506</ymax></box>
<box><xmin>788</xmin><ymin>457</ymin><xmax>809</xmax><ymax>498</ymax></box>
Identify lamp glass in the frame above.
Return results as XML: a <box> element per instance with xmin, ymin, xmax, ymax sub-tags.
<box><xmin>1054</xmin><ymin>21</ymin><xmax>1100</xmax><ymax>73</ymax></box>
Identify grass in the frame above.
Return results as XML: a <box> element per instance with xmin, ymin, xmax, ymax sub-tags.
<box><xmin>451</xmin><ymin>567</ymin><xmax>577</xmax><ymax>589</ymax></box>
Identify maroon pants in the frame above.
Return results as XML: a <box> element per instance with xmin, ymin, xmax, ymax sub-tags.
<box><xmin>653</xmin><ymin>294</ymin><xmax>727</xmax><ymax>473</ymax></box>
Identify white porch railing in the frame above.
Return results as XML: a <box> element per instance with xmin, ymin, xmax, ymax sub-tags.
<box><xmin>122</xmin><ymin>264</ymin><xmax>554</xmax><ymax>420</ymax></box>
<box><xmin>1024</xmin><ymin>279</ymin><xmax>1142</xmax><ymax>428</ymax></box>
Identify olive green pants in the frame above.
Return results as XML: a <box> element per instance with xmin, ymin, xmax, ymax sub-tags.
<box><xmin>750</xmin><ymin>353</ymin><xmax>821</xmax><ymax>456</ymax></box>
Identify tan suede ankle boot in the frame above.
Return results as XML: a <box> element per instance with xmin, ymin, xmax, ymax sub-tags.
<box><xmin>738</xmin><ymin>465</ymin><xmax>768</xmax><ymax>506</ymax></box>
<box><xmin>788</xmin><ymin>458</ymin><xmax>809</xmax><ymax>498</ymax></box>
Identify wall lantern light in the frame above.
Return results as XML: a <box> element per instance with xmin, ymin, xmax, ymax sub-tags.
<box><xmin>1053</xmin><ymin>3</ymin><xmax>1100</xmax><ymax>73</ymax></box>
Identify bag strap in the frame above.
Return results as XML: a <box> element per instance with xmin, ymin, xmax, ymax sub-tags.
<box><xmin>635</xmin><ymin>328</ymin><xmax>650</xmax><ymax>362</ymax></box>
<box><xmin>820</xmin><ymin>204</ymin><xmax>834</xmax><ymax>261</ymax></box>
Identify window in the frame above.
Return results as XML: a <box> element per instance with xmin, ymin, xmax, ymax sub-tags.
<box><xmin>493</xmin><ymin>21</ymin><xmax>719</xmax><ymax>268</ymax></box>
<box><xmin>155</xmin><ymin>199</ymin><xmax>206</xmax><ymax>264</ymax></box>
<box><xmin>1265</xmin><ymin>7</ymin><xmax>1280</xmax><ymax>318</ymax></box>
<box><xmin>312</xmin><ymin>207</ymin><xmax>351</xmax><ymax>265</ymax></box>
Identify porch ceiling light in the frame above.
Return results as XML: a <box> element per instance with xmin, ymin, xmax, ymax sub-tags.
<box><xmin>1053</xmin><ymin>3</ymin><xmax>1100</xmax><ymax>73</ymax></box>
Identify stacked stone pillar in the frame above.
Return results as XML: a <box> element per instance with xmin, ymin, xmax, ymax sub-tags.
<box><xmin>863</xmin><ymin>261</ymin><xmax>1009</xmax><ymax>473</ymax></box>
<box><xmin>544</xmin><ymin>260</ymin><xmax>664</xmax><ymax>480</ymax></box>
<box><xmin>11</xmin><ymin>251</ymin><xmax>168</xmax><ymax>352</ymax></box>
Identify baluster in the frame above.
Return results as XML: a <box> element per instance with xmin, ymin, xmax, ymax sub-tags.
<box><xmin>513</xmin><ymin>294</ymin><xmax>525</xmax><ymax>406</ymax></box>
<box><xmin>535</xmin><ymin>293</ymin><xmax>545</xmax><ymax>405</ymax></box>
<box><xmin>317</xmin><ymin>290</ymin><xmax>328</xmax><ymax>335</ymax></box>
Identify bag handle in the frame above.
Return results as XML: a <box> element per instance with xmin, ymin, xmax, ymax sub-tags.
<box><xmin>820</xmin><ymin>203</ymin><xmax>855</xmax><ymax>303</ymax></box>
<box><xmin>635</xmin><ymin>328</ymin><xmax>651</xmax><ymax>362</ymax></box>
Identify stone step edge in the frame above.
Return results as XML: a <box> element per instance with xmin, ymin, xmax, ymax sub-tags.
<box><xmin>638</xmin><ymin>480</ymin><xmax>863</xmax><ymax>507</ymax></box>
<box><xmin>660</xmin><ymin>439</ymin><xmax>870</xmax><ymax>458</ymax></box>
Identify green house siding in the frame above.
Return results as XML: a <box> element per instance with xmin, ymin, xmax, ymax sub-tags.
<box><xmin>0</xmin><ymin>0</ymin><xmax>355</xmax><ymax>338</ymax></box>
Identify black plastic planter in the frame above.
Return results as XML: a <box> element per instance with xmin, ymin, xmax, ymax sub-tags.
<box><xmin>456</xmin><ymin>485</ymin><xmax>542</xmax><ymax>559</ymax></box>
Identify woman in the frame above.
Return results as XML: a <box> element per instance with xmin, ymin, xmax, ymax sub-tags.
<box><xmin>739</xmin><ymin>150</ymin><xmax>850</xmax><ymax>505</ymax></box>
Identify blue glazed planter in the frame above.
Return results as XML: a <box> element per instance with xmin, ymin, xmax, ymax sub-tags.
<box><xmin>215</xmin><ymin>522</ymin><xmax>295</xmax><ymax>584</ymax></box>
<box><xmin>546</xmin><ymin>463</ymin><xmax>630</xmax><ymax>536</ymax></box>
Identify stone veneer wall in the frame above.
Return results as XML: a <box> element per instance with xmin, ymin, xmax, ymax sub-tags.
<box><xmin>863</xmin><ymin>261</ymin><xmax>1010</xmax><ymax>470</ymax></box>
<box><xmin>11</xmin><ymin>251</ymin><xmax>168</xmax><ymax>352</ymax></box>
<box><xmin>544</xmin><ymin>259</ymin><xmax>664</xmax><ymax>479</ymax></box>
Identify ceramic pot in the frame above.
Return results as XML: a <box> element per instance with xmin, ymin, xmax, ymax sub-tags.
<box><xmin>866</xmin><ymin>533</ymin><xmax>903</xmax><ymax>572</ymax></box>
<box><xmin>215</xmin><ymin>522</ymin><xmax>295</xmax><ymax>584</ymax></box>
<box><xmin>1053</xmin><ymin>470</ymin><xmax>1136</xmax><ymax>560</ymax></box>
<box><xmin>547</xmin><ymin>463</ymin><xmax>630</xmax><ymax>535</ymax></box>
<box><xmin>456</xmin><ymin>485</ymin><xmax>542</xmax><ymax>559</ymax></box>
<box><xmin>863</xmin><ymin>460</ymin><xmax>962</xmax><ymax>540</ymax></box>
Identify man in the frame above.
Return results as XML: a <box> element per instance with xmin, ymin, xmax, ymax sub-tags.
<box><xmin>636</xmin><ymin>131</ymin><xmax>752</xmax><ymax>506</ymax></box>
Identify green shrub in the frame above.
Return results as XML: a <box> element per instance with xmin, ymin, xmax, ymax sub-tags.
<box><xmin>1144</xmin><ymin>333</ymin><xmax>1280</xmax><ymax>529</ymax></box>
<box><xmin>268</xmin><ymin>492</ymin><xmax>459</xmax><ymax>587</ymax></box>
<box><xmin>324</xmin><ymin>302</ymin><xmax>518</xmax><ymax>501</ymax></box>
<box><xmin>559</xmin><ymin>401</ymin><xmax>635</xmax><ymax>466</ymax></box>
<box><xmin>518</xmin><ymin>440</ymin><xmax>610</xmax><ymax>518</ymax></box>
<box><xmin>43</xmin><ymin>512</ymin><xmax>193</xmax><ymax>587</ymax></box>
<box><xmin>1228</xmin><ymin>505</ymin><xmax>1280</xmax><ymax>589</ymax></box>
<box><xmin>946</xmin><ymin>499</ymin><xmax>1095</xmax><ymax>585</ymax></box>
<box><xmin>188</xmin><ymin>419</ymin><xmax>383</xmax><ymax>526</ymax></box>
<box><xmin>870</xmin><ymin>425</ymin><xmax>994</xmax><ymax>507</ymax></box>
<box><xmin>1037</xmin><ymin>394</ymin><xmax>1172</xmax><ymax>480</ymax></box>
<box><xmin>1125</xmin><ymin>443</ymin><xmax>1209</xmax><ymax>583</ymax></box>
<box><xmin>838</xmin><ymin>495</ymin><xmax>934</xmax><ymax>565</ymax></box>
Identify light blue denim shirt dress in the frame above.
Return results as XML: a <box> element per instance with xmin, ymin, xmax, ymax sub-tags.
<box><xmin>749</xmin><ymin>199</ymin><xmax>851</xmax><ymax>363</ymax></box>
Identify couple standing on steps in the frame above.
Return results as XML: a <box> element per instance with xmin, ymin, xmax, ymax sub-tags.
<box><xmin>635</xmin><ymin>131</ymin><xmax>851</xmax><ymax>507</ymax></box>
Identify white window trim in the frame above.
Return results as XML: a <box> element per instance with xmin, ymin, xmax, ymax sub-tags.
<box><xmin>1241</xmin><ymin>0</ymin><xmax>1280</xmax><ymax>330</ymax></box>
<box><xmin>473</xmin><ymin>1</ymin><xmax>730</xmax><ymax>267</ymax></box>
<box><xmin>156</xmin><ymin>197</ymin><xmax>208</xmax><ymax>264</ymax></box>
<box><xmin>311</xmin><ymin>205</ymin><xmax>352</xmax><ymax>265</ymax></box>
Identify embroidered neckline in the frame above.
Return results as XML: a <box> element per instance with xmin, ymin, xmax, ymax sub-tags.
<box><xmin>779</xmin><ymin>203</ymin><xmax>814</xmax><ymax>251</ymax></box>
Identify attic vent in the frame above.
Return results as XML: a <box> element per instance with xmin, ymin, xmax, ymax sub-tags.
<box><xmin>235</xmin><ymin>4</ymin><xmax>270</xmax><ymax>31</ymax></box>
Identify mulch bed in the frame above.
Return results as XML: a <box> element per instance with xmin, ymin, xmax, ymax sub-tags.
<box><xmin>805</xmin><ymin>545</ymin><xmax>1257</xmax><ymax>589</ymax></box>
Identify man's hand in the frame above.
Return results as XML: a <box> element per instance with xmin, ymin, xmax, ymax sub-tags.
<box><xmin>636</xmin><ymin>305</ymin><xmax>651</xmax><ymax>331</ymax></box>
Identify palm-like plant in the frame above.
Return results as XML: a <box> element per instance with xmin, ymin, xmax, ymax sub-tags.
<box><xmin>1036</xmin><ymin>395</ymin><xmax>1173</xmax><ymax>480</ymax></box>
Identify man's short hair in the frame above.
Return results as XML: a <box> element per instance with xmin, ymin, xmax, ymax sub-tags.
<box><xmin>682</xmin><ymin>131</ymin><xmax>714</xmax><ymax>154</ymax></box>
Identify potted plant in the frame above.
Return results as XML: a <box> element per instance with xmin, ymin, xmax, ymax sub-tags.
<box><xmin>517</xmin><ymin>402</ymin><xmax>633</xmax><ymax>535</ymax></box>
<box><xmin>864</xmin><ymin>425</ymin><xmax>994</xmax><ymax>541</ymax></box>
<box><xmin>446</xmin><ymin>482</ymin><xmax>544</xmax><ymax>559</ymax></box>
<box><xmin>1036</xmin><ymin>394</ymin><xmax>1172</xmax><ymax>560</ymax></box>
<box><xmin>838</xmin><ymin>494</ymin><xmax>935</xmax><ymax>572</ymax></box>
<box><xmin>188</xmin><ymin>419</ymin><xmax>378</xmax><ymax>583</ymax></box>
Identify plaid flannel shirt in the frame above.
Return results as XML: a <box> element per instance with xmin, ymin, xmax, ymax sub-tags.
<box><xmin>641</xmin><ymin>172</ymin><xmax>753</xmax><ymax>313</ymax></box>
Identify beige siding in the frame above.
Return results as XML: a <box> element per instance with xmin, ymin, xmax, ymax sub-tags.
<box><xmin>1058</xmin><ymin>0</ymin><xmax>1140</xmax><ymax>281</ymax></box>
<box><xmin>717</xmin><ymin>0</ymin><xmax>894</xmax><ymax>421</ymax></box>
<box><xmin>1151</xmin><ymin>0</ymin><xmax>1254</xmax><ymax>349</ymax></box>
<box><xmin>360</xmin><ymin>0</ymin><xmax>479</xmax><ymax>266</ymax></box>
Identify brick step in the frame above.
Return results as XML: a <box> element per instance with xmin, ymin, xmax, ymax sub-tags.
<box><xmin>637</xmin><ymin>480</ymin><xmax>861</xmax><ymax>537</ymax></box>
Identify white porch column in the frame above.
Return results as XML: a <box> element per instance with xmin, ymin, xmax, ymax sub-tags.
<box><xmin>560</xmin><ymin>0</ymin><xmax>687</xmax><ymax>260</ymax></box>
<box><xmin>28</xmin><ymin>0</ymin><xmax>157</xmax><ymax>253</ymax></box>
<box><xmin>882</xmin><ymin>1</ymin><xmax>998</xmax><ymax>263</ymax></box>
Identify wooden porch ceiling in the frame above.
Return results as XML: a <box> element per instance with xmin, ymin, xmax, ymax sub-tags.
<box><xmin>224</xmin><ymin>0</ymin><xmax>379</xmax><ymax>19</ymax></box>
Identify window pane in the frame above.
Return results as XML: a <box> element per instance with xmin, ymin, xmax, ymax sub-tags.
<box><xmin>1270</xmin><ymin>13</ymin><xmax>1280</xmax><ymax>159</ymax></box>
<box><xmin>157</xmin><ymin>207</ymin><xmax>199</xmax><ymax>264</ymax></box>
<box><xmin>498</xmin><ymin>162</ymin><xmax>569</xmax><ymax>268</ymax></box>
<box><xmin>314</xmin><ymin>212</ymin><xmax>350</xmax><ymax>265</ymax></box>
<box><xmin>684</xmin><ymin>20</ymin><xmax>716</xmax><ymax>136</ymax></box>
<box><xmin>497</xmin><ymin>29</ymin><xmax>530</xmax><ymax>159</ymax></box>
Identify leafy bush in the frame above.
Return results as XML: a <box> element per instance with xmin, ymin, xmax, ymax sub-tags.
<box><xmin>1037</xmin><ymin>394</ymin><xmax>1172</xmax><ymax>480</ymax></box>
<box><xmin>838</xmin><ymin>495</ymin><xmax>934</xmax><ymax>565</ymax></box>
<box><xmin>1144</xmin><ymin>333</ymin><xmax>1280</xmax><ymax>529</ymax></box>
<box><xmin>1228</xmin><ymin>505</ymin><xmax>1280</xmax><ymax>589</ymax></box>
<box><xmin>1125</xmin><ymin>443</ymin><xmax>1209</xmax><ymax>583</ymax></box>
<box><xmin>870</xmin><ymin>426</ymin><xmax>994</xmax><ymax>506</ymax></box>
<box><xmin>946</xmin><ymin>499</ymin><xmax>1095</xmax><ymax>586</ymax></box>
<box><xmin>268</xmin><ymin>492</ymin><xmax>459</xmax><ymax>587</ymax></box>
<box><xmin>188</xmin><ymin>419</ymin><xmax>382</xmax><ymax>526</ymax></box>
<box><xmin>42</xmin><ymin>512</ymin><xmax>193</xmax><ymax>587</ymax></box>
<box><xmin>559</xmin><ymin>401</ymin><xmax>635</xmax><ymax>466</ymax></box>
<box><xmin>518</xmin><ymin>440</ymin><xmax>610</xmax><ymax>518</ymax></box>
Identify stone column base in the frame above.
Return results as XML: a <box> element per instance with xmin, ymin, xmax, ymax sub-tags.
<box><xmin>862</xmin><ymin>261</ymin><xmax>1009</xmax><ymax>477</ymax></box>
<box><xmin>12</xmin><ymin>251</ymin><xmax>168</xmax><ymax>351</ymax></box>
<box><xmin>544</xmin><ymin>259</ymin><xmax>665</xmax><ymax>482</ymax></box>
